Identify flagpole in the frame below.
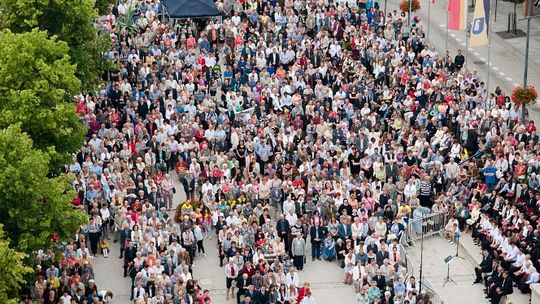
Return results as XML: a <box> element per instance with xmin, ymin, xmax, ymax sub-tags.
<box><xmin>428</xmin><ymin>0</ymin><xmax>432</xmax><ymax>44</ymax></box>
<box><xmin>465</xmin><ymin>1</ymin><xmax>469</xmax><ymax>73</ymax></box>
<box><xmin>445</xmin><ymin>7</ymin><xmax>449</xmax><ymax>51</ymax></box>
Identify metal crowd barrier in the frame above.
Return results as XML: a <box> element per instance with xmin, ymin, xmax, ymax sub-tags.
<box><xmin>421</xmin><ymin>280</ymin><xmax>446</xmax><ymax>304</ymax></box>
<box><xmin>398</xmin><ymin>211</ymin><xmax>448</xmax><ymax>304</ymax></box>
<box><xmin>405</xmin><ymin>211</ymin><xmax>448</xmax><ymax>247</ymax></box>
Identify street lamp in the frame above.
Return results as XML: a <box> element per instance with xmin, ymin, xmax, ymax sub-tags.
<box><xmin>519</xmin><ymin>0</ymin><xmax>540</xmax><ymax>121</ymax></box>
<box><xmin>409</xmin><ymin>0</ymin><xmax>413</xmax><ymax>25</ymax></box>
<box><xmin>419</xmin><ymin>215</ymin><xmax>425</xmax><ymax>294</ymax></box>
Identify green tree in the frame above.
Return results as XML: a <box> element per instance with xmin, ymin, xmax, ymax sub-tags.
<box><xmin>0</xmin><ymin>125</ymin><xmax>88</xmax><ymax>254</ymax></box>
<box><xmin>0</xmin><ymin>0</ymin><xmax>112</xmax><ymax>91</ymax></box>
<box><xmin>94</xmin><ymin>0</ymin><xmax>117</xmax><ymax>16</ymax></box>
<box><xmin>0</xmin><ymin>29</ymin><xmax>87</xmax><ymax>168</ymax></box>
<box><xmin>0</xmin><ymin>225</ymin><xmax>32</xmax><ymax>304</ymax></box>
<box><xmin>71</xmin><ymin>32</ymin><xmax>114</xmax><ymax>92</ymax></box>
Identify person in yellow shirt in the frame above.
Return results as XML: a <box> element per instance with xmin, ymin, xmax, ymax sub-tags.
<box><xmin>181</xmin><ymin>201</ymin><xmax>193</xmax><ymax>218</ymax></box>
<box><xmin>47</xmin><ymin>272</ymin><xmax>61</xmax><ymax>290</ymax></box>
<box><xmin>398</xmin><ymin>201</ymin><xmax>412</xmax><ymax>217</ymax></box>
<box><xmin>100</xmin><ymin>237</ymin><xmax>110</xmax><ymax>258</ymax></box>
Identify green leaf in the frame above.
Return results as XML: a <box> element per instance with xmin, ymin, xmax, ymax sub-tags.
<box><xmin>0</xmin><ymin>29</ymin><xmax>87</xmax><ymax>168</ymax></box>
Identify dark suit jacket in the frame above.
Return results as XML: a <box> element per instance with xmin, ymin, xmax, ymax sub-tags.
<box><xmin>376</xmin><ymin>251</ymin><xmax>390</xmax><ymax>266</ymax></box>
<box><xmin>310</xmin><ymin>226</ymin><xmax>326</xmax><ymax>243</ymax></box>
<box><xmin>516</xmin><ymin>133</ymin><xmax>528</xmax><ymax>143</ymax></box>
<box><xmin>236</xmin><ymin>277</ymin><xmax>252</xmax><ymax>293</ymax></box>
<box><xmin>172</xmin><ymin>70</ymin><xmax>182</xmax><ymax>81</ymax></box>
<box><xmin>499</xmin><ymin>277</ymin><xmax>513</xmax><ymax>295</ymax></box>
<box><xmin>490</xmin><ymin>270</ymin><xmax>503</xmax><ymax>285</ymax></box>
<box><xmin>366</xmin><ymin>243</ymin><xmax>379</xmax><ymax>255</ymax></box>
<box><xmin>124</xmin><ymin>245</ymin><xmax>137</xmax><ymax>264</ymax></box>
<box><xmin>252</xmin><ymin>290</ymin><xmax>269</xmax><ymax>304</ymax></box>
<box><xmin>276</xmin><ymin>219</ymin><xmax>290</xmax><ymax>238</ymax></box>
<box><xmin>244</xmin><ymin>289</ymin><xmax>255</xmax><ymax>300</ymax></box>
<box><xmin>372</xmin><ymin>274</ymin><xmax>386</xmax><ymax>290</ymax></box>
<box><xmin>310</xmin><ymin>54</ymin><xmax>322</xmax><ymax>67</ymax></box>
<box><xmin>465</xmin><ymin>130</ymin><xmax>479</xmax><ymax>154</ymax></box>
<box><xmin>73</xmin><ymin>295</ymin><xmax>86</xmax><ymax>304</ymax></box>
<box><xmin>267</xmin><ymin>53</ymin><xmax>280</xmax><ymax>67</ymax></box>
<box><xmin>311</xmin><ymin>72</ymin><xmax>323</xmax><ymax>84</ymax></box>
<box><xmin>338</xmin><ymin>223</ymin><xmax>351</xmax><ymax>239</ymax></box>
<box><xmin>148</xmin><ymin>191</ymin><xmax>158</xmax><ymax>205</ymax></box>
<box><xmin>480</xmin><ymin>255</ymin><xmax>494</xmax><ymax>272</ymax></box>
<box><xmin>147</xmin><ymin>140</ymin><xmax>159</xmax><ymax>151</ymax></box>
<box><xmin>164</xmin><ymin>263</ymin><xmax>176</xmax><ymax>276</ymax></box>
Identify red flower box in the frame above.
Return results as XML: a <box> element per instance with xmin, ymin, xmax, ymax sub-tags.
<box><xmin>400</xmin><ymin>0</ymin><xmax>421</xmax><ymax>12</ymax></box>
<box><xmin>511</xmin><ymin>86</ymin><xmax>538</xmax><ymax>106</ymax></box>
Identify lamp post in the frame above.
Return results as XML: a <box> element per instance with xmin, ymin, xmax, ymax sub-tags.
<box><xmin>428</xmin><ymin>0</ymin><xmax>432</xmax><ymax>43</ymax></box>
<box><xmin>445</xmin><ymin>7</ymin><xmax>449</xmax><ymax>51</ymax></box>
<box><xmin>419</xmin><ymin>215</ymin><xmax>425</xmax><ymax>294</ymax></box>
<box><xmin>519</xmin><ymin>0</ymin><xmax>540</xmax><ymax>121</ymax></box>
<box><xmin>409</xmin><ymin>0</ymin><xmax>413</xmax><ymax>25</ymax></box>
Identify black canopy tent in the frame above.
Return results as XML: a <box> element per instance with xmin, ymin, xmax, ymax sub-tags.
<box><xmin>162</xmin><ymin>0</ymin><xmax>222</xmax><ymax>19</ymax></box>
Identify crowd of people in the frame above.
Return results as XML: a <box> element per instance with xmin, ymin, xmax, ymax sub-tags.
<box><xmin>25</xmin><ymin>0</ymin><xmax>540</xmax><ymax>303</ymax></box>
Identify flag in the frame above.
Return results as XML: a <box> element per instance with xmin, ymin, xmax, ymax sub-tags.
<box><xmin>470</xmin><ymin>0</ymin><xmax>489</xmax><ymax>46</ymax></box>
<box><xmin>448</xmin><ymin>0</ymin><xmax>467</xmax><ymax>31</ymax></box>
<box><xmin>484</xmin><ymin>0</ymin><xmax>491</xmax><ymax>33</ymax></box>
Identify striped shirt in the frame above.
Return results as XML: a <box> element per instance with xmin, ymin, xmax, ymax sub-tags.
<box><xmin>419</xmin><ymin>181</ymin><xmax>432</xmax><ymax>196</ymax></box>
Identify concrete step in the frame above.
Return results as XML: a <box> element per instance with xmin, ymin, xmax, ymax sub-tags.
<box><xmin>458</xmin><ymin>232</ymin><xmax>483</xmax><ymax>266</ymax></box>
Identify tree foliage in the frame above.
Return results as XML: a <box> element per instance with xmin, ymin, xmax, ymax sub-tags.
<box><xmin>94</xmin><ymin>0</ymin><xmax>117</xmax><ymax>16</ymax></box>
<box><xmin>0</xmin><ymin>0</ymin><xmax>112</xmax><ymax>91</ymax></box>
<box><xmin>0</xmin><ymin>225</ymin><xmax>32</xmax><ymax>304</ymax></box>
<box><xmin>0</xmin><ymin>125</ymin><xmax>88</xmax><ymax>254</ymax></box>
<box><xmin>0</xmin><ymin>29</ymin><xmax>87</xmax><ymax>168</ymax></box>
<box><xmin>71</xmin><ymin>32</ymin><xmax>114</xmax><ymax>92</ymax></box>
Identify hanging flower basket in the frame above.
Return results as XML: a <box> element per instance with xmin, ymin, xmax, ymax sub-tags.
<box><xmin>400</xmin><ymin>0</ymin><xmax>421</xmax><ymax>12</ymax></box>
<box><xmin>511</xmin><ymin>86</ymin><xmax>538</xmax><ymax>106</ymax></box>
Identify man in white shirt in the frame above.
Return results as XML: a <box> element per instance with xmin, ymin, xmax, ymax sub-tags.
<box><xmin>117</xmin><ymin>2</ymin><xmax>127</xmax><ymax>15</ymax></box>
<box><xmin>501</xmin><ymin>242</ymin><xmax>519</xmax><ymax>269</ymax></box>
<box><xmin>59</xmin><ymin>292</ymin><xmax>71</xmax><ymax>304</ymax></box>
<box><xmin>225</xmin><ymin>211</ymin><xmax>240</xmax><ymax>226</ymax></box>
<box><xmin>283</xmin><ymin>197</ymin><xmax>295</xmax><ymax>215</ymax></box>
<box><xmin>205</xmin><ymin>53</ymin><xmax>217</xmax><ymax>68</ymax></box>
<box><xmin>285</xmin><ymin>209</ymin><xmax>298</xmax><ymax>227</ymax></box>
<box><xmin>406</xmin><ymin>276</ymin><xmax>419</xmax><ymax>294</ymax></box>
<box><xmin>231</xmin><ymin>12</ymin><xmax>241</xmax><ymax>27</ymax></box>
<box><xmin>133</xmin><ymin>283</ymin><xmax>146</xmax><ymax>300</ymax></box>
<box><xmin>168</xmin><ymin>239</ymin><xmax>182</xmax><ymax>256</ymax></box>
<box><xmin>329</xmin><ymin>40</ymin><xmax>341</xmax><ymax>57</ymax></box>
<box><xmin>445</xmin><ymin>158</ymin><xmax>460</xmax><ymax>181</ymax></box>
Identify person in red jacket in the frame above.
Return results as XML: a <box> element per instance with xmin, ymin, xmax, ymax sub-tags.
<box><xmin>296</xmin><ymin>281</ymin><xmax>311</xmax><ymax>302</ymax></box>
